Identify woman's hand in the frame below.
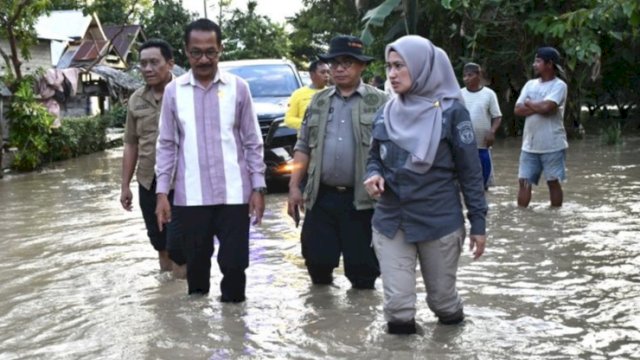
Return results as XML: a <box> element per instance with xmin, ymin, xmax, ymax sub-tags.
<box><xmin>363</xmin><ymin>175</ymin><xmax>385</xmax><ymax>199</ymax></box>
<box><xmin>469</xmin><ymin>235</ymin><xmax>486</xmax><ymax>260</ymax></box>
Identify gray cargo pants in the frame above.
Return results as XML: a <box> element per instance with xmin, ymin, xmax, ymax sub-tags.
<box><xmin>372</xmin><ymin>227</ymin><xmax>465</xmax><ymax>323</ymax></box>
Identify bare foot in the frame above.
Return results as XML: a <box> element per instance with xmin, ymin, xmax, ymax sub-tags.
<box><xmin>172</xmin><ymin>263</ymin><xmax>187</xmax><ymax>279</ymax></box>
<box><xmin>158</xmin><ymin>250</ymin><xmax>173</xmax><ymax>271</ymax></box>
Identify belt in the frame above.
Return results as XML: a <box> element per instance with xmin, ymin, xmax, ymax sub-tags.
<box><xmin>320</xmin><ymin>183</ymin><xmax>354</xmax><ymax>193</ymax></box>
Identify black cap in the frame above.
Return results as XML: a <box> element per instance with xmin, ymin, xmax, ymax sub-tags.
<box><xmin>319</xmin><ymin>35</ymin><xmax>374</xmax><ymax>63</ymax></box>
<box><xmin>536</xmin><ymin>46</ymin><xmax>565</xmax><ymax>75</ymax></box>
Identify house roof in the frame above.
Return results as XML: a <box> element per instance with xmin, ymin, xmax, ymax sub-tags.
<box><xmin>103</xmin><ymin>25</ymin><xmax>145</xmax><ymax>60</ymax></box>
<box><xmin>89</xmin><ymin>65</ymin><xmax>187</xmax><ymax>92</ymax></box>
<box><xmin>72</xmin><ymin>40</ymin><xmax>109</xmax><ymax>62</ymax></box>
<box><xmin>56</xmin><ymin>48</ymin><xmax>77</xmax><ymax>69</ymax></box>
<box><xmin>91</xmin><ymin>64</ymin><xmax>143</xmax><ymax>91</ymax></box>
<box><xmin>35</xmin><ymin>10</ymin><xmax>94</xmax><ymax>41</ymax></box>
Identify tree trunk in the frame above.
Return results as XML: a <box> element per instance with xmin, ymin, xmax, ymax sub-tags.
<box><xmin>6</xmin><ymin>27</ymin><xmax>23</xmax><ymax>81</ymax></box>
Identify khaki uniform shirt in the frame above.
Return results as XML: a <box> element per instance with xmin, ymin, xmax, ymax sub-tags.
<box><xmin>124</xmin><ymin>85</ymin><xmax>162</xmax><ymax>190</ymax></box>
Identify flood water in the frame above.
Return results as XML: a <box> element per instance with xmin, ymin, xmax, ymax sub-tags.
<box><xmin>0</xmin><ymin>136</ymin><xmax>639</xmax><ymax>359</ymax></box>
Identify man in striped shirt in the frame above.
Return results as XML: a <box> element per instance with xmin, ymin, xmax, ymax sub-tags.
<box><xmin>155</xmin><ymin>19</ymin><xmax>266</xmax><ymax>301</ymax></box>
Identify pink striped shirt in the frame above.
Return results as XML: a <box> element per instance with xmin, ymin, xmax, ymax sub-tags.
<box><xmin>155</xmin><ymin>70</ymin><xmax>265</xmax><ymax>206</ymax></box>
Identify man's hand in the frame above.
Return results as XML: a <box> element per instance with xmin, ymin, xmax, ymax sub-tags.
<box><xmin>120</xmin><ymin>186</ymin><xmax>133</xmax><ymax>211</ymax></box>
<box><xmin>287</xmin><ymin>186</ymin><xmax>304</xmax><ymax>219</ymax></box>
<box><xmin>249</xmin><ymin>192</ymin><xmax>265</xmax><ymax>225</ymax></box>
<box><xmin>363</xmin><ymin>175</ymin><xmax>385</xmax><ymax>199</ymax></box>
<box><xmin>469</xmin><ymin>234</ymin><xmax>486</xmax><ymax>260</ymax></box>
<box><xmin>484</xmin><ymin>131</ymin><xmax>496</xmax><ymax>148</ymax></box>
<box><xmin>155</xmin><ymin>194</ymin><xmax>171</xmax><ymax>232</ymax></box>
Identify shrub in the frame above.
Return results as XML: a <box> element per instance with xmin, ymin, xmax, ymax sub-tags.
<box><xmin>103</xmin><ymin>104</ymin><xmax>128</xmax><ymax>128</ymax></box>
<box><xmin>7</xmin><ymin>78</ymin><xmax>55</xmax><ymax>171</ymax></box>
<box><xmin>601</xmin><ymin>122</ymin><xmax>622</xmax><ymax>146</ymax></box>
<box><xmin>45</xmin><ymin>115</ymin><xmax>109</xmax><ymax>162</ymax></box>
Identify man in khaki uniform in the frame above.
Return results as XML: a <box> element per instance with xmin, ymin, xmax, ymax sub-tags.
<box><xmin>119</xmin><ymin>39</ymin><xmax>184</xmax><ymax>276</ymax></box>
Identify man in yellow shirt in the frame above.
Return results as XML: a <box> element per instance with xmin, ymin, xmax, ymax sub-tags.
<box><xmin>284</xmin><ymin>60</ymin><xmax>330</xmax><ymax>130</ymax></box>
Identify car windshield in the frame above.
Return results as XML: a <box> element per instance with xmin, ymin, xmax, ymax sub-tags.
<box><xmin>223</xmin><ymin>64</ymin><xmax>299</xmax><ymax>98</ymax></box>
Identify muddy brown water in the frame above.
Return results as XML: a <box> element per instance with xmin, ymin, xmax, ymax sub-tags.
<box><xmin>0</xmin><ymin>136</ymin><xmax>639</xmax><ymax>359</ymax></box>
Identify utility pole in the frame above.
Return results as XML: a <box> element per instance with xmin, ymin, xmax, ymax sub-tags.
<box><xmin>203</xmin><ymin>0</ymin><xmax>208</xmax><ymax>18</ymax></box>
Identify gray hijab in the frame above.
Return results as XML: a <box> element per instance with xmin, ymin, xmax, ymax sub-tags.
<box><xmin>383</xmin><ymin>35</ymin><xmax>463</xmax><ymax>173</ymax></box>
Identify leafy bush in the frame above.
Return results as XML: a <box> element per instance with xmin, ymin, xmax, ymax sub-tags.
<box><xmin>103</xmin><ymin>104</ymin><xmax>128</xmax><ymax>128</ymax></box>
<box><xmin>45</xmin><ymin>115</ymin><xmax>109</xmax><ymax>162</ymax></box>
<box><xmin>7</xmin><ymin>78</ymin><xmax>54</xmax><ymax>171</ymax></box>
<box><xmin>601</xmin><ymin>123</ymin><xmax>622</xmax><ymax>146</ymax></box>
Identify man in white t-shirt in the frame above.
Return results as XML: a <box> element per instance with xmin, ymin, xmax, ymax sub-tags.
<box><xmin>461</xmin><ymin>63</ymin><xmax>502</xmax><ymax>189</ymax></box>
<box><xmin>514</xmin><ymin>47</ymin><xmax>568</xmax><ymax>207</ymax></box>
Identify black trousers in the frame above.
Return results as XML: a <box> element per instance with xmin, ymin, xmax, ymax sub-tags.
<box><xmin>301</xmin><ymin>185</ymin><xmax>380</xmax><ymax>288</ymax></box>
<box><xmin>138</xmin><ymin>179</ymin><xmax>172</xmax><ymax>252</ymax></box>
<box><xmin>138</xmin><ymin>180</ymin><xmax>186</xmax><ymax>264</ymax></box>
<box><xmin>172</xmin><ymin>204</ymin><xmax>250</xmax><ymax>298</ymax></box>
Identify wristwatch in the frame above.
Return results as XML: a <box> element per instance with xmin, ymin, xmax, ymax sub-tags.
<box><xmin>252</xmin><ymin>187</ymin><xmax>267</xmax><ymax>194</ymax></box>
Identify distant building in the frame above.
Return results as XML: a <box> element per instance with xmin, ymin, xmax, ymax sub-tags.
<box><xmin>0</xmin><ymin>10</ymin><xmax>108</xmax><ymax>76</ymax></box>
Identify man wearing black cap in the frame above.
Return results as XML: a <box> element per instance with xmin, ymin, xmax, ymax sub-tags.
<box><xmin>287</xmin><ymin>35</ymin><xmax>387</xmax><ymax>289</ymax></box>
<box><xmin>514</xmin><ymin>46</ymin><xmax>568</xmax><ymax>207</ymax></box>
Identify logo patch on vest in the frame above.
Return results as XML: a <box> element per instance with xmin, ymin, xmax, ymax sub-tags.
<box><xmin>364</xmin><ymin>93</ymin><xmax>379</xmax><ymax>106</ymax></box>
<box><xmin>317</xmin><ymin>99</ymin><xmax>327</xmax><ymax>107</ymax></box>
<box><xmin>457</xmin><ymin>121</ymin><xmax>475</xmax><ymax>145</ymax></box>
<box><xmin>380</xmin><ymin>144</ymin><xmax>388</xmax><ymax>160</ymax></box>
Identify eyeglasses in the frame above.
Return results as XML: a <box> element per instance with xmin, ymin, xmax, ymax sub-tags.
<box><xmin>328</xmin><ymin>59</ymin><xmax>354</xmax><ymax>70</ymax></box>
<box><xmin>188</xmin><ymin>48</ymin><xmax>220</xmax><ymax>60</ymax></box>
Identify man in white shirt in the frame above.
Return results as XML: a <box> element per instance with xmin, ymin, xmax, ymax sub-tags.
<box><xmin>461</xmin><ymin>63</ymin><xmax>502</xmax><ymax>190</ymax></box>
<box><xmin>514</xmin><ymin>47</ymin><xmax>568</xmax><ymax>207</ymax></box>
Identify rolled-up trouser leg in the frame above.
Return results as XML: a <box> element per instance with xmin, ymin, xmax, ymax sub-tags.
<box><xmin>417</xmin><ymin>227</ymin><xmax>465</xmax><ymax>321</ymax></box>
<box><xmin>372</xmin><ymin>227</ymin><xmax>417</xmax><ymax>323</ymax></box>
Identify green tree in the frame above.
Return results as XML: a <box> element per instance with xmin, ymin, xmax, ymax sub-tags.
<box><xmin>358</xmin><ymin>0</ymin><xmax>640</xmax><ymax>136</ymax></box>
<box><xmin>207</xmin><ymin>0</ymin><xmax>232</xmax><ymax>26</ymax></box>
<box><xmin>0</xmin><ymin>0</ymin><xmax>51</xmax><ymax>81</ymax></box>
<box><xmin>288</xmin><ymin>0</ymin><xmax>362</xmax><ymax>65</ymax></box>
<box><xmin>7</xmin><ymin>77</ymin><xmax>54</xmax><ymax>171</ymax></box>
<box><xmin>143</xmin><ymin>0</ymin><xmax>197</xmax><ymax>67</ymax></box>
<box><xmin>222</xmin><ymin>0</ymin><xmax>290</xmax><ymax>60</ymax></box>
<box><xmin>83</xmin><ymin>0</ymin><xmax>151</xmax><ymax>26</ymax></box>
<box><xmin>525</xmin><ymin>0</ymin><xmax>640</xmax><ymax>129</ymax></box>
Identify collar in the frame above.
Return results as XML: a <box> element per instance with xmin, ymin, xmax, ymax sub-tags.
<box><xmin>177</xmin><ymin>69</ymin><xmax>228</xmax><ymax>87</ymax></box>
<box><xmin>328</xmin><ymin>80</ymin><xmax>366</xmax><ymax>98</ymax></box>
<box><xmin>141</xmin><ymin>73</ymin><xmax>175</xmax><ymax>103</ymax></box>
<box><xmin>465</xmin><ymin>86</ymin><xmax>484</xmax><ymax>93</ymax></box>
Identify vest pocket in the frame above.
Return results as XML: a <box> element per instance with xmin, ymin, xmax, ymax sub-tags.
<box><xmin>303</xmin><ymin>165</ymin><xmax>316</xmax><ymax>198</ymax></box>
<box><xmin>307</xmin><ymin>117</ymin><xmax>319</xmax><ymax>148</ymax></box>
<box><xmin>359</xmin><ymin>117</ymin><xmax>374</xmax><ymax>146</ymax></box>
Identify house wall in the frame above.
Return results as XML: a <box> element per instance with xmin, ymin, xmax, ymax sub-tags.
<box><xmin>0</xmin><ymin>40</ymin><xmax>52</xmax><ymax>76</ymax></box>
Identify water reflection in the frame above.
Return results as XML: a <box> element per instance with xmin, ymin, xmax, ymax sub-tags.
<box><xmin>0</xmin><ymin>137</ymin><xmax>639</xmax><ymax>359</ymax></box>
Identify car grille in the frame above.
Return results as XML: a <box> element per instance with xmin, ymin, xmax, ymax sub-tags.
<box><xmin>258</xmin><ymin>114</ymin><xmax>281</xmax><ymax>138</ymax></box>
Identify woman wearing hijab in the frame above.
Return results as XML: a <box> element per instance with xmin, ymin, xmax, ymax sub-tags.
<box><xmin>364</xmin><ymin>35</ymin><xmax>488</xmax><ymax>334</ymax></box>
